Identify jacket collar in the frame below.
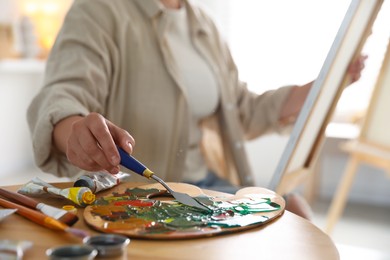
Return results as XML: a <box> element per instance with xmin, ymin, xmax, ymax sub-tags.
<box><xmin>184</xmin><ymin>0</ymin><xmax>212</xmax><ymax>36</ymax></box>
<box><xmin>134</xmin><ymin>0</ymin><xmax>211</xmax><ymax>36</ymax></box>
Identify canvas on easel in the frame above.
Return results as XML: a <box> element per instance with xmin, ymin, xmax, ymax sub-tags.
<box><xmin>268</xmin><ymin>0</ymin><xmax>384</xmax><ymax>195</ymax></box>
<box><xmin>325</xmin><ymin>38</ymin><xmax>390</xmax><ymax>233</ymax></box>
<box><xmin>357</xmin><ymin>39</ymin><xmax>390</xmax><ymax>149</ymax></box>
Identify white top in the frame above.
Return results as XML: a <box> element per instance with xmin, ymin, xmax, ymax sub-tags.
<box><xmin>164</xmin><ymin>6</ymin><xmax>219</xmax><ymax>182</ymax></box>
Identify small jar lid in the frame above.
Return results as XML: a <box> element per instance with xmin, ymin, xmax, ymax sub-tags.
<box><xmin>62</xmin><ymin>205</ymin><xmax>78</xmax><ymax>214</ymax></box>
<box><xmin>46</xmin><ymin>244</ymin><xmax>97</xmax><ymax>260</ymax></box>
<box><xmin>83</xmin><ymin>234</ymin><xmax>130</xmax><ymax>257</ymax></box>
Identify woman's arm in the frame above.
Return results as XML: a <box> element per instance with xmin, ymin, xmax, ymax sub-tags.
<box><xmin>279</xmin><ymin>54</ymin><xmax>367</xmax><ymax>124</ymax></box>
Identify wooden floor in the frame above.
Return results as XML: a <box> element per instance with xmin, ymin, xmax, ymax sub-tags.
<box><xmin>312</xmin><ymin>199</ymin><xmax>390</xmax><ymax>260</ymax></box>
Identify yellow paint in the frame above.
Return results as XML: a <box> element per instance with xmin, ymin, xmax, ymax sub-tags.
<box><xmin>164</xmin><ymin>218</ymin><xmax>174</xmax><ymax>223</ymax></box>
<box><xmin>82</xmin><ymin>191</ymin><xmax>96</xmax><ymax>204</ymax></box>
<box><xmin>102</xmin><ymin>218</ymin><xmax>151</xmax><ymax>230</ymax></box>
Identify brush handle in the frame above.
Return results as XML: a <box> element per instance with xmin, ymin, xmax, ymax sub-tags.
<box><xmin>0</xmin><ymin>197</ymin><xmax>68</xmax><ymax>231</ymax></box>
<box><xmin>0</xmin><ymin>187</ymin><xmax>38</xmax><ymax>209</ymax></box>
<box><xmin>0</xmin><ymin>187</ymin><xmax>79</xmax><ymax>226</ymax></box>
<box><xmin>117</xmin><ymin>147</ymin><xmax>154</xmax><ymax>178</ymax></box>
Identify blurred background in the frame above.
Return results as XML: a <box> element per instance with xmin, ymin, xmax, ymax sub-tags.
<box><xmin>0</xmin><ymin>0</ymin><xmax>389</xmax><ymax>259</ymax></box>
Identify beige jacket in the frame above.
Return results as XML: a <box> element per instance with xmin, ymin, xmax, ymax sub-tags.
<box><xmin>27</xmin><ymin>0</ymin><xmax>293</xmax><ymax>185</ymax></box>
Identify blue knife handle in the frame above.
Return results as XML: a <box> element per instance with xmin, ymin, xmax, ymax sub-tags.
<box><xmin>117</xmin><ymin>147</ymin><xmax>153</xmax><ymax>178</ymax></box>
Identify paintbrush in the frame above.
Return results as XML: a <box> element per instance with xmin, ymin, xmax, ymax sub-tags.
<box><xmin>0</xmin><ymin>197</ymin><xmax>89</xmax><ymax>239</ymax></box>
<box><xmin>0</xmin><ymin>187</ymin><xmax>79</xmax><ymax>226</ymax></box>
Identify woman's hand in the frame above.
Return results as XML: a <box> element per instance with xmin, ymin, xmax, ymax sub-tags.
<box><xmin>279</xmin><ymin>53</ymin><xmax>368</xmax><ymax>123</ymax></box>
<box><xmin>347</xmin><ymin>54</ymin><xmax>368</xmax><ymax>84</ymax></box>
<box><xmin>53</xmin><ymin>112</ymin><xmax>135</xmax><ymax>174</ymax></box>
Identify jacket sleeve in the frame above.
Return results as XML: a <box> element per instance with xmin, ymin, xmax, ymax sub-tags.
<box><xmin>237</xmin><ymin>80</ymin><xmax>295</xmax><ymax>139</ymax></box>
<box><xmin>219</xmin><ymin>36</ymin><xmax>295</xmax><ymax>139</ymax></box>
<box><xmin>26</xmin><ymin>1</ymin><xmax>118</xmax><ymax>177</ymax></box>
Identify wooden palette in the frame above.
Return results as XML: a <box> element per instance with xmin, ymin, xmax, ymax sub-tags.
<box><xmin>84</xmin><ymin>183</ymin><xmax>285</xmax><ymax>239</ymax></box>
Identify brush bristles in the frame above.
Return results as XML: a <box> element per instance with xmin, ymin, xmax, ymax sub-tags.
<box><xmin>66</xmin><ymin>227</ymin><xmax>90</xmax><ymax>239</ymax></box>
<box><xmin>58</xmin><ymin>212</ymin><xmax>79</xmax><ymax>226</ymax></box>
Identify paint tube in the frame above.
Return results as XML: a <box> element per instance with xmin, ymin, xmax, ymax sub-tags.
<box><xmin>73</xmin><ymin>171</ymin><xmax>132</xmax><ymax>193</ymax></box>
<box><xmin>17</xmin><ymin>177</ymin><xmax>95</xmax><ymax>207</ymax></box>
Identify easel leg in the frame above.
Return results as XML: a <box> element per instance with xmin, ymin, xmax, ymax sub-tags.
<box><xmin>325</xmin><ymin>155</ymin><xmax>359</xmax><ymax>234</ymax></box>
<box><xmin>304</xmin><ymin>159</ymin><xmax>321</xmax><ymax>205</ymax></box>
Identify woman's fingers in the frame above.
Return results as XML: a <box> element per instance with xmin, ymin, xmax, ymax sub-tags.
<box><xmin>83</xmin><ymin>113</ymin><xmax>120</xmax><ymax>166</ymax></box>
<box><xmin>348</xmin><ymin>54</ymin><xmax>368</xmax><ymax>83</ymax></box>
<box><xmin>67</xmin><ymin>115</ymin><xmax>115</xmax><ymax>173</ymax></box>
<box><xmin>65</xmin><ymin>112</ymin><xmax>134</xmax><ymax>174</ymax></box>
<box><xmin>107</xmin><ymin>120</ymin><xmax>135</xmax><ymax>155</ymax></box>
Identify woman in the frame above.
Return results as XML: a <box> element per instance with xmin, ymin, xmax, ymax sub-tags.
<box><xmin>27</xmin><ymin>0</ymin><xmax>365</xmax><ymax>218</ymax></box>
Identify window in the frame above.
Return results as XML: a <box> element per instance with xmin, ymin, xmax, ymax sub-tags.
<box><xmin>200</xmin><ymin>0</ymin><xmax>390</xmax><ymax>123</ymax></box>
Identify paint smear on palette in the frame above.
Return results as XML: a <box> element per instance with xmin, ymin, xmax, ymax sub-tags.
<box><xmin>89</xmin><ymin>187</ymin><xmax>280</xmax><ymax>238</ymax></box>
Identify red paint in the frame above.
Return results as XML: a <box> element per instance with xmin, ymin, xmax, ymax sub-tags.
<box><xmin>113</xmin><ymin>200</ymin><xmax>154</xmax><ymax>207</ymax></box>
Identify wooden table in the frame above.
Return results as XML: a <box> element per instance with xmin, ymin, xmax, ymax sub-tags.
<box><xmin>0</xmin><ymin>182</ymin><xmax>339</xmax><ymax>260</ymax></box>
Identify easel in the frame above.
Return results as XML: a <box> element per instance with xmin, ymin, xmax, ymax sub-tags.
<box><xmin>267</xmin><ymin>0</ymin><xmax>384</xmax><ymax>198</ymax></box>
<box><xmin>325</xmin><ymin>38</ymin><xmax>390</xmax><ymax>234</ymax></box>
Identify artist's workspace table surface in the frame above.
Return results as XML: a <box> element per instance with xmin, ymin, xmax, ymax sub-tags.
<box><xmin>0</xmin><ymin>182</ymin><xmax>339</xmax><ymax>260</ymax></box>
